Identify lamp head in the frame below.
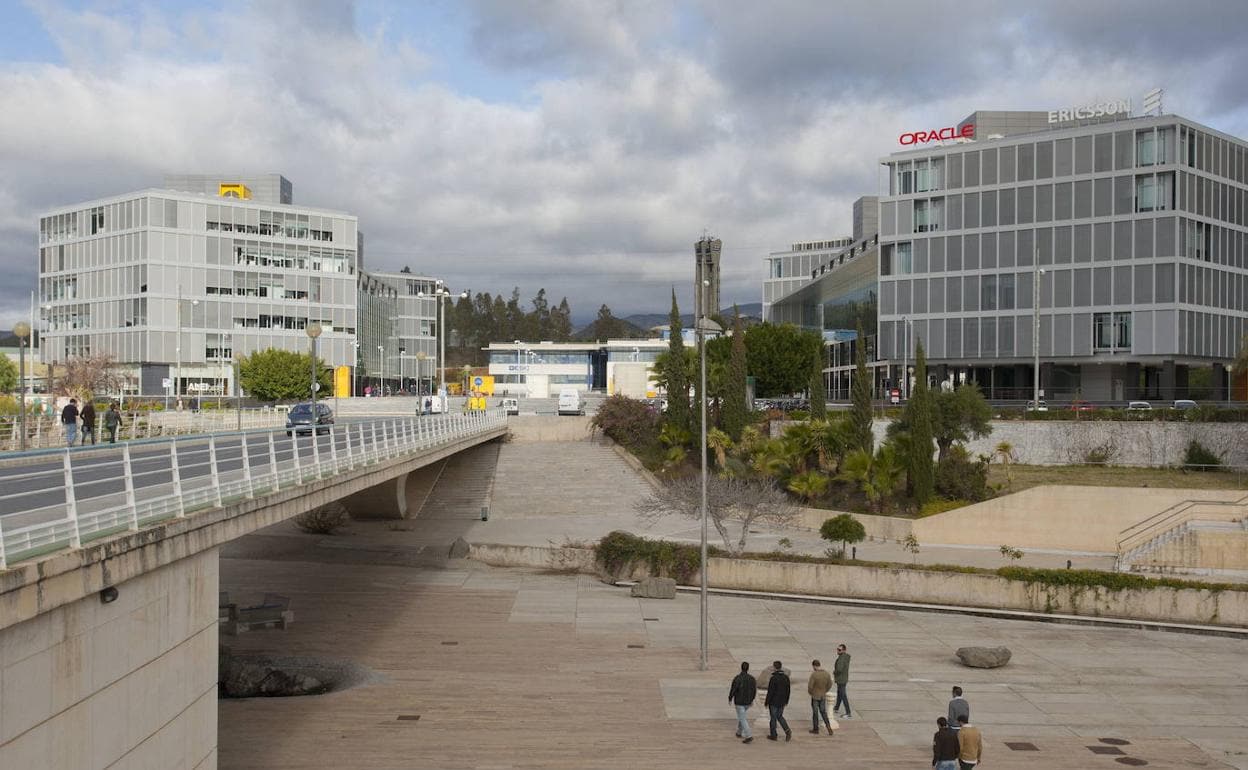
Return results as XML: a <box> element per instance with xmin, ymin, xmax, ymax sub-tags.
<box><xmin>13</xmin><ymin>321</ymin><xmax>30</xmax><ymax>340</ymax></box>
<box><xmin>306</xmin><ymin>322</ymin><xmax>322</xmax><ymax>339</ymax></box>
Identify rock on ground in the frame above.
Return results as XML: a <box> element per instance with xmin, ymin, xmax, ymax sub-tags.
<box><xmin>631</xmin><ymin>576</ymin><xmax>677</xmax><ymax>599</ymax></box>
<box><xmin>956</xmin><ymin>646</ymin><xmax>1012</xmax><ymax>668</ymax></box>
<box><xmin>448</xmin><ymin>537</ymin><xmax>471</xmax><ymax>559</ymax></box>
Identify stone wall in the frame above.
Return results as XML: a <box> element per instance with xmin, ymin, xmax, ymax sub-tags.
<box><xmin>467</xmin><ymin>542</ymin><xmax>1248</xmax><ymax>629</ymax></box>
<box><xmin>771</xmin><ymin>419</ymin><xmax>1248</xmax><ymax>467</ymax></box>
<box><xmin>0</xmin><ymin>549</ymin><xmax>219</xmax><ymax>769</ymax></box>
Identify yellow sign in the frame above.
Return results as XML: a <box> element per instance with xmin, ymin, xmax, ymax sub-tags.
<box><xmin>218</xmin><ymin>183</ymin><xmax>252</xmax><ymax>199</ymax></box>
<box><xmin>470</xmin><ymin>375</ymin><xmax>495</xmax><ymax>395</ymax></box>
<box><xmin>334</xmin><ymin>366</ymin><xmax>351</xmax><ymax>398</ymax></box>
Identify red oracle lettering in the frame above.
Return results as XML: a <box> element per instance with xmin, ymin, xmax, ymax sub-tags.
<box><xmin>961</xmin><ymin>123</ymin><xmax>975</xmax><ymax>138</ymax></box>
<box><xmin>899</xmin><ymin>123</ymin><xmax>975</xmax><ymax>146</ymax></box>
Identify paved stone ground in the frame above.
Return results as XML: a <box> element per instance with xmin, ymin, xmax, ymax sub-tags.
<box><xmin>218</xmin><ymin>550</ymin><xmax>1247</xmax><ymax>769</ymax></box>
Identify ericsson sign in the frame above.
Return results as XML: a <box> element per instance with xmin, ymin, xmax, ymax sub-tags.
<box><xmin>1047</xmin><ymin>98</ymin><xmax>1131</xmax><ymax>124</ymax></box>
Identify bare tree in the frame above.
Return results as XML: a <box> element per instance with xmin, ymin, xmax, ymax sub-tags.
<box><xmin>635</xmin><ymin>475</ymin><xmax>798</xmax><ymax>554</ymax></box>
<box><xmin>56</xmin><ymin>354</ymin><xmax>127</xmax><ymax>400</ymax></box>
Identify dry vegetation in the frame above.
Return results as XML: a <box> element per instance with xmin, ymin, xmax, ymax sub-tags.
<box><xmin>988</xmin><ymin>463</ymin><xmax>1248</xmax><ymax>493</ymax></box>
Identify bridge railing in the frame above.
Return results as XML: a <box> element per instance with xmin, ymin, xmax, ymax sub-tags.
<box><xmin>0</xmin><ymin>411</ymin><xmax>507</xmax><ymax>569</ymax></box>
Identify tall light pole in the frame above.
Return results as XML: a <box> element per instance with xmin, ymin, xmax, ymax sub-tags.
<box><xmin>1033</xmin><ymin>253</ymin><xmax>1046</xmax><ymax>410</ymax></box>
<box><xmin>900</xmin><ymin>315</ymin><xmax>909</xmax><ymax>401</ymax></box>
<box><xmin>378</xmin><ymin>345</ymin><xmax>385</xmax><ymax>396</ymax></box>
<box><xmin>696</xmin><ymin>276</ymin><xmax>722</xmax><ymax>672</ymax></box>
<box><xmin>307</xmin><ymin>322</ymin><xmax>322</xmax><ymax>408</ymax></box>
<box><xmin>14</xmin><ymin>321</ymin><xmax>30</xmax><ymax>451</ymax></box>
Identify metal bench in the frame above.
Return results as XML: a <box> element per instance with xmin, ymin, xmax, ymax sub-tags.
<box><xmin>222</xmin><ymin>593</ymin><xmax>295</xmax><ymax>635</ymax></box>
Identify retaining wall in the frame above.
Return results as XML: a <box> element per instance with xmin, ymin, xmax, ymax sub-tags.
<box><xmin>467</xmin><ymin>542</ymin><xmax>1247</xmax><ymax>628</ymax></box>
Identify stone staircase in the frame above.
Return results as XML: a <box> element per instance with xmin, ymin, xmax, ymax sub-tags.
<box><xmin>1117</xmin><ymin>495</ymin><xmax>1248</xmax><ymax>575</ymax></box>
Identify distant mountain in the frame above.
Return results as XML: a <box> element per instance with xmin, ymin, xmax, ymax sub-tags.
<box><xmin>622</xmin><ymin>302</ymin><xmax>764</xmax><ymax>332</ymax></box>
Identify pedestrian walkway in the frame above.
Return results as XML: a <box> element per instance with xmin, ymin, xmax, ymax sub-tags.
<box><xmin>218</xmin><ymin>546</ymin><xmax>1248</xmax><ymax>769</ymax></box>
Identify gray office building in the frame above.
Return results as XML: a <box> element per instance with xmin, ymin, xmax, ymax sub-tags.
<box><xmin>369</xmin><ymin>270</ymin><xmax>443</xmax><ymax>394</ymax></box>
<box><xmin>877</xmin><ymin>110</ymin><xmax>1248</xmax><ymax>401</ymax></box>
<box><xmin>38</xmin><ymin>174</ymin><xmax>368</xmax><ymax>397</ymax></box>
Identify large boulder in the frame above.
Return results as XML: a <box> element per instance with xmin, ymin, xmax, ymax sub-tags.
<box><xmin>631</xmin><ymin>576</ymin><xmax>677</xmax><ymax>599</ymax></box>
<box><xmin>956</xmin><ymin>646</ymin><xmax>1012</xmax><ymax>669</ymax></box>
<box><xmin>448</xmin><ymin>537</ymin><xmax>471</xmax><ymax>559</ymax></box>
<box><xmin>220</xmin><ymin>658</ymin><xmax>326</xmax><ymax>697</ymax></box>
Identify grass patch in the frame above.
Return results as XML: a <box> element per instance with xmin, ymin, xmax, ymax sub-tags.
<box><xmin>988</xmin><ymin>463</ymin><xmax>1248</xmax><ymax>493</ymax></box>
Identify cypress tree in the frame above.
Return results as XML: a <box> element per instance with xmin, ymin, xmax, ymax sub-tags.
<box><xmin>665</xmin><ymin>289</ymin><xmax>690</xmax><ymax>432</ymax></box>
<box><xmin>809</xmin><ymin>334</ymin><xmax>827</xmax><ymax>419</ymax></box>
<box><xmin>904</xmin><ymin>341</ymin><xmax>935</xmax><ymax>505</ymax></box>
<box><xmin>849</xmin><ymin>321</ymin><xmax>874</xmax><ymax>454</ymax></box>
<box><xmin>721</xmin><ymin>310</ymin><xmax>749</xmax><ymax>440</ymax></box>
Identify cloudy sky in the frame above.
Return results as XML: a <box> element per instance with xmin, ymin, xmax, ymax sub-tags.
<box><xmin>2</xmin><ymin>0</ymin><xmax>1246</xmax><ymax>326</ymax></box>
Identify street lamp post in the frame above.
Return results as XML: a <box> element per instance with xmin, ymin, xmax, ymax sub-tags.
<box><xmin>378</xmin><ymin>345</ymin><xmax>385</xmax><ymax>396</ymax></box>
<box><xmin>233</xmin><ymin>353</ymin><xmax>241</xmax><ymax>432</ymax></box>
<box><xmin>13</xmin><ymin>321</ymin><xmax>30</xmax><ymax>451</ymax></box>
<box><xmin>1033</xmin><ymin>253</ymin><xmax>1046</xmax><ymax>410</ymax></box>
<box><xmin>307</xmin><ymin>323</ymin><xmax>322</xmax><ymax>408</ymax></box>
<box><xmin>696</xmin><ymin>289</ymin><xmax>723</xmax><ymax>673</ymax></box>
<box><xmin>901</xmin><ymin>315</ymin><xmax>909</xmax><ymax>401</ymax></box>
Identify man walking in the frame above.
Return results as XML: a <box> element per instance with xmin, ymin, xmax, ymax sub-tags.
<box><xmin>60</xmin><ymin>398</ymin><xmax>79</xmax><ymax>447</ymax></box>
<box><xmin>728</xmin><ymin>662</ymin><xmax>757</xmax><ymax>744</ymax></box>
<box><xmin>956</xmin><ymin>714</ymin><xmax>983</xmax><ymax>769</ymax></box>
<box><xmin>103</xmin><ymin>402</ymin><xmax>123</xmax><ymax>444</ymax></box>
<box><xmin>807</xmin><ymin>659</ymin><xmax>834</xmax><ymax>735</ymax></box>
<box><xmin>79</xmin><ymin>400</ymin><xmax>97</xmax><ymax>445</ymax></box>
<box><xmin>932</xmin><ymin>716</ymin><xmax>960</xmax><ymax>769</ymax></box>
<box><xmin>832</xmin><ymin>643</ymin><xmax>852</xmax><ymax>719</ymax></box>
<box><xmin>764</xmin><ymin>660</ymin><xmax>792</xmax><ymax>742</ymax></box>
<box><xmin>948</xmin><ymin>686</ymin><xmax>970</xmax><ymax>732</ymax></box>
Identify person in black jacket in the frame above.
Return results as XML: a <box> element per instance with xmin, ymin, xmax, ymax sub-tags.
<box><xmin>932</xmin><ymin>716</ymin><xmax>960</xmax><ymax>769</ymax></box>
<box><xmin>764</xmin><ymin>660</ymin><xmax>793</xmax><ymax>742</ymax></box>
<box><xmin>728</xmin><ymin>661</ymin><xmax>757</xmax><ymax>744</ymax></box>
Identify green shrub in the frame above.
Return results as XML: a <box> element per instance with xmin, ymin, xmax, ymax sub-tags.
<box><xmin>934</xmin><ymin>445</ymin><xmax>990</xmax><ymax>502</ymax></box>
<box><xmin>1182</xmin><ymin>439</ymin><xmax>1223</xmax><ymax>471</ymax></box>
<box><xmin>590</xmin><ymin>395</ymin><xmax>661</xmax><ymax>452</ymax></box>
<box><xmin>919</xmin><ymin>498</ymin><xmax>967</xmax><ymax>517</ymax></box>
<box><xmin>819</xmin><ymin>514</ymin><xmax>866</xmax><ymax>557</ymax></box>
<box><xmin>996</xmin><ymin>566</ymin><xmax>1241</xmax><ymax>593</ymax></box>
<box><xmin>788</xmin><ymin>410</ymin><xmax>810</xmax><ymax>421</ymax></box>
<box><xmin>593</xmin><ymin>531</ymin><xmax>711</xmax><ymax>583</ymax></box>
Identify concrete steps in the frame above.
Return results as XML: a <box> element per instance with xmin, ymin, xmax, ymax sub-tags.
<box><xmin>416</xmin><ymin>440</ymin><xmax>501</xmax><ymax>520</ymax></box>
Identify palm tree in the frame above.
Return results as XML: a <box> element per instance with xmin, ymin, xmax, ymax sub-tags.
<box><xmin>787</xmin><ymin>470</ymin><xmax>830</xmax><ymax>503</ymax></box>
<box><xmin>707</xmin><ymin>428</ymin><xmax>733</xmax><ymax>468</ymax></box>
<box><xmin>751</xmin><ymin>439</ymin><xmax>792</xmax><ymax>481</ymax></box>
<box><xmin>838</xmin><ymin>444</ymin><xmax>903</xmax><ymax>514</ymax></box>
<box><xmin>812</xmin><ymin>418</ymin><xmax>850</xmax><ymax>472</ymax></box>
<box><xmin>992</xmin><ymin>441</ymin><xmax>1017</xmax><ymax>488</ymax></box>
<box><xmin>781</xmin><ymin>421</ymin><xmax>816</xmax><ymax>473</ymax></box>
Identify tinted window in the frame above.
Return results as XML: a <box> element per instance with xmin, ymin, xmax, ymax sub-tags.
<box><xmin>290</xmin><ymin>404</ymin><xmax>312</xmax><ymax>416</ymax></box>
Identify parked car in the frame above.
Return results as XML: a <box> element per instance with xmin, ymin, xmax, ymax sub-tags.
<box><xmin>1172</xmin><ymin>399</ymin><xmax>1198</xmax><ymax>410</ymax></box>
<box><xmin>499</xmin><ymin>397</ymin><xmax>520</xmax><ymax>416</ymax></box>
<box><xmin>1068</xmin><ymin>400</ymin><xmax>1095</xmax><ymax>412</ymax></box>
<box><xmin>1126</xmin><ymin>401</ymin><xmax>1152</xmax><ymax>411</ymax></box>
<box><xmin>557</xmin><ymin>387</ymin><xmax>584</xmax><ymax>416</ymax></box>
<box><xmin>285</xmin><ymin>402</ymin><xmax>335</xmax><ymax>436</ymax></box>
<box><xmin>1025</xmin><ymin>399</ymin><xmax>1048</xmax><ymax>411</ymax></box>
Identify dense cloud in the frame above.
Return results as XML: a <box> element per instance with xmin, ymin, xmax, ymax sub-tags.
<box><xmin>0</xmin><ymin>0</ymin><xmax>1245</xmax><ymax>327</ymax></box>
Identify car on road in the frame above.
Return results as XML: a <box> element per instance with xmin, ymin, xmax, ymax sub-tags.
<box><xmin>500</xmin><ymin>397</ymin><xmax>520</xmax><ymax>416</ymax></box>
<box><xmin>1026</xmin><ymin>399</ymin><xmax>1048</xmax><ymax>411</ymax></box>
<box><xmin>556</xmin><ymin>387</ymin><xmax>584</xmax><ymax>416</ymax></box>
<box><xmin>1126</xmin><ymin>401</ymin><xmax>1152</xmax><ymax>411</ymax></box>
<box><xmin>285</xmin><ymin>402</ymin><xmax>334</xmax><ymax>436</ymax></box>
<box><xmin>1068</xmin><ymin>399</ymin><xmax>1095</xmax><ymax>412</ymax></box>
<box><xmin>1172</xmin><ymin>399</ymin><xmax>1198</xmax><ymax>410</ymax></box>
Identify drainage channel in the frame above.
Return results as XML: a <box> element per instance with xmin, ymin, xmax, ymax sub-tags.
<box><xmin>613</xmin><ymin>581</ymin><xmax>1248</xmax><ymax>639</ymax></box>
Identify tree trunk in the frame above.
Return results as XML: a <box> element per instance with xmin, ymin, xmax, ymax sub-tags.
<box><xmin>937</xmin><ymin>437</ymin><xmax>953</xmax><ymax>462</ymax></box>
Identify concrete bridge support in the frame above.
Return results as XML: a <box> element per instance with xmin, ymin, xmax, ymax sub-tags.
<box><xmin>340</xmin><ymin>460</ymin><xmax>446</xmax><ymax>519</ymax></box>
<box><xmin>0</xmin><ymin>549</ymin><xmax>218</xmax><ymax>769</ymax></box>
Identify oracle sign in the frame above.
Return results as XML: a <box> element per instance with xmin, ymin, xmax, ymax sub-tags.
<box><xmin>898</xmin><ymin>124</ymin><xmax>975</xmax><ymax>145</ymax></box>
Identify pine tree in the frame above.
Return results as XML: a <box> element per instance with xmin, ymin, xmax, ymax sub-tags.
<box><xmin>904</xmin><ymin>341</ymin><xmax>935</xmax><ymax>505</ymax></box>
<box><xmin>551</xmin><ymin>298</ymin><xmax>573</xmax><ymax>342</ymax></box>
<box><xmin>809</xmin><ymin>335</ymin><xmax>827</xmax><ymax>419</ymax></box>
<box><xmin>664</xmin><ymin>289</ymin><xmax>690</xmax><ymax>432</ymax></box>
<box><xmin>721</xmin><ymin>310</ymin><xmax>748</xmax><ymax>440</ymax></box>
<box><xmin>849</xmin><ymin>321</ymin><xmax>874</xmax><ymax>455</ymax></box>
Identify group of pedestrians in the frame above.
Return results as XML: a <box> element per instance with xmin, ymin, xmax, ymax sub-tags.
<box><xmin>932</xmin><ymin>686</ymin><xmax>983</xmax><ymax>769</ymax></box>
<box><xmin>728</xmin><ymin>644</ymin><xmax>852</xmax><ymax>744</ymax></box>
<box><xmin>59</xmin><ymin>398</ymin><xmax>123</xmax><ymax>446</ymax></box>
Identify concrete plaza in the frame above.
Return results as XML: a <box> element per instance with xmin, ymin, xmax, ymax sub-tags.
<box><xmin>218</xmin><ymin>545</ymin><xmax>1248</xmax><ymax>769</ymax></box>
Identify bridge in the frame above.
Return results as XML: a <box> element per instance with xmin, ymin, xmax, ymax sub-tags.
<box><xmin>0</xmin><ymin>411</ymin><xmax>507</xmax><ymax>769</ymax></box>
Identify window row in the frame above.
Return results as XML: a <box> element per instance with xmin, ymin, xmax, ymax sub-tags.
<box><xmin>881</xmin><ymin>263</ymin><xmax>1190</xmax><ymax>315</ymax></box>
<box><xmin>890</xmin><ymin>124</ymin><xmax>1247</xmax><ymax>195</ymax></box>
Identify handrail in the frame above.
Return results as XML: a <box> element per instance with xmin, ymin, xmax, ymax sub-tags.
<box><xmin>0</xmin><ymin>411</ymin><xmax>507</xmax><ymax>569</ymax></box>
<box><xmin>1116</xmin><ymin>492</ymin><xmax>1248</xmax><ymax>558</ymax></box>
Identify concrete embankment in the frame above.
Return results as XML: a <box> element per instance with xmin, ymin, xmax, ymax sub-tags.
<box><xmin>467</xmin><ymin>542</ymin><xmax>1248</xmax><ymax>630</ymax></box>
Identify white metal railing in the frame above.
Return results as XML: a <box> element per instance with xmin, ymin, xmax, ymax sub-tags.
<box><xmin>0</xmin><ymin>411</ymin><xmax>506</xmax><ymax>568</ymax></box>
<box><xmin>0</xmin><ymin>410</ymin><xmax>286</xmax><ymax>451</ymax></box>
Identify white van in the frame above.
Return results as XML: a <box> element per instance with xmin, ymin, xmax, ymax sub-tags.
<box><xmin>557</xmin><ymin>387</ymin><xmax>584</xmax><ymax>416</ymax></box>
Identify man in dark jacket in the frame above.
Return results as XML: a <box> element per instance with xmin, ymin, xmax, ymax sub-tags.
<box><xmin>833</xmin><ymin>644</ymin><xmax>852</xmax><ymax>718</ymax></box>
<box><xmin>932</xmin><ymin>716</ymin><xmax>960</xmax><ymax>769</ymax></box>
<box><xmin>60</xmin><ymin>398</ymin><xmax>79</xmax><ymax>447</ymax></box>
<box><xmin>728</xmin><ymin>661</ymin><xmax>757</xmax><ymax>744</ymax></box>
<box><xmin>79</xmin><ymin>400</ymin><xmax>97</xmax><ymax>445</ymax></box>
<box><xmin>764</xmin><ymin>660</ymin><xmax>792</xmax><ymax>742</ymax></box>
